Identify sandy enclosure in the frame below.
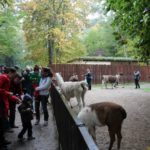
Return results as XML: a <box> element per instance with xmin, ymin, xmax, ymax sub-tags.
<box><xmin>71</xmin><ymin>83</ymin><xmax>150</xmax><ymax>150</ymax></box>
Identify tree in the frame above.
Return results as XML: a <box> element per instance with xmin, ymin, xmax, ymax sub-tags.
<box><xmin>84</xmin><ymin>23</ymin><xmax>117</xmax><ymax>56</ymax></box>
<box><xmin>105</xmin><ymin>0</ymin><xmax>150</xmax><ymax>62</ymax></box>
<box><xmin>0</xmin><ymin>0</ymin><xmax>13</xmax><ymax>7</ymax></box>
<box><xmin>21</xmin><ymin>0</ymin><xmax>90</xmax><ymax>65</ymax></box>
<box><xmin>0</xmin><ymin>6</ymin><xmax>24</xmax><ymax>66</ymax></box>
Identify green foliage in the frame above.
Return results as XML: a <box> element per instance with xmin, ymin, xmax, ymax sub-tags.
<box><xmin>56</xmin><ymin>36</ymin><xmax>86</xmax><ymax>63</ymax></box>
<box><xmin>21</xmin><ymin>0</ymin><xmax>89</xmax><ymax>65</ymax></box>
<box><xmin>116</xmin><ymin>37</ymin><xmax>140</xmax><ymax>58</ymax></box>
<box><xmin>105</xmin><ymin>0</ymin><xmax>150</xmax><ymax>62</ymax></box>
<box><xmin>0</xmin><ymin>8</ymin><xmax>24</xmax><ymax>66</ymax></box>
<box><xmin>84</xmin><ymin>23</ymin><xmax>117</xmax><ymax>56</ymax></box>
<box><xmin>0</xmin><ymin>0</ymin><xmax>13</xmax><ymax>7</ymax></box>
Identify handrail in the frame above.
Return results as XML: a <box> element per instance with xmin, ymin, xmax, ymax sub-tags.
<box><xmin>50</xmin><ymin>83</ymin><xmax>99</xmax><ymax>150</ymax></box>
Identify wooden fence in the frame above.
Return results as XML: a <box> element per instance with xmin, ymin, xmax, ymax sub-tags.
<box><xmin>49</xmin><ymin>64</ymin><xmax>150</xmax><ymax>84</ymax></box>
<box><xmin>50</xmin><ymin>84</ymin><xmax>99</xmax><ymax>150</ymax></box>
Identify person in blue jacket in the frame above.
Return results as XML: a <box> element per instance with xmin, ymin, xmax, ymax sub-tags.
<box><xmin>85</xmin><ymin>68</ymin><xmax>93</xmax><ymax>90</ymax></box>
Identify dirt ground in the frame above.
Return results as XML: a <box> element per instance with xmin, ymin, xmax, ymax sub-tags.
<box><xmin>77</xmin><ymin>83</ymin><xmax>150</xmax><ymax>150</ymax></box>
<box><xmin>6</xmin><ymin>82</ymin><xmax>150</xmax><ymax>150</ymax></box>
<box><xmin>6</xmin><ymin>104</ymin><xmax>58</xmax><ymax>150</ymax></box>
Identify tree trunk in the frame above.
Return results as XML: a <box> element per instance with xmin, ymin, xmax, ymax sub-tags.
<box><xmin>48</xmin><ymin>38</ymin><xmax>54</xmax><ymax>64</ymax></box>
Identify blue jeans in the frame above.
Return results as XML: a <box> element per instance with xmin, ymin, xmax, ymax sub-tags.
<box><xmin>35</xmin><ymin>95</ymin><xmax>49</xmax><ymax>121</ymax></box>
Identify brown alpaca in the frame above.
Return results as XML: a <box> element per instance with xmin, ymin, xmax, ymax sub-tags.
<box><xmin>78</xmin><ymin>102</ymin><xmax>127</xmax><ymax>150</ymax></box>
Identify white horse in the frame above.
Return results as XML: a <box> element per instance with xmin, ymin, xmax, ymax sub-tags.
<box><xmin>55</xmin><ymin>73</ymin><xmax>88</xmax><ymax>109</ymax></box>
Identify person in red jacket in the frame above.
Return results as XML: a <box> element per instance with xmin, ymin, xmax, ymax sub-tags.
<box><xmin>0</xmin><ymin>67</ymin><xmax>21</xmax><ymax>149</ymax></box>
<box><xmin>9</xmin><ymin>73</ymin><xmax>23</xmax><ymax>128</ymax></box>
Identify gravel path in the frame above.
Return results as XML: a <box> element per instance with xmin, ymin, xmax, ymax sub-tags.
<box><xmin>81</xmin><ymin>83</ymin><xmax>150</xmax><ymax>150</ymax></box>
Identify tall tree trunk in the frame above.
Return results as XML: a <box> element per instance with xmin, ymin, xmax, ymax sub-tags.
<box><xmin>48</xmin><ymin>38</ymin><xmax>54</xmax><ymax>64</ymax></box>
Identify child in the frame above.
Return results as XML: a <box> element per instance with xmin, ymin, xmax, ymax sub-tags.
<box><xmin>18</xmin><ymin>94</ymin><xmax>35</xmax><ymax>140</ymax></box>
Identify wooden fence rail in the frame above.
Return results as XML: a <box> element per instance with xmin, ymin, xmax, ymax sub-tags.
<box><xmin>50</xmin><ymin>84</ymin><xmax>99</xmax><ymax>150</ymax></box>
<box><xmin>49</xmin><ymin>64</ymin><xmax>150</xmax><ymax>84</ymax></box>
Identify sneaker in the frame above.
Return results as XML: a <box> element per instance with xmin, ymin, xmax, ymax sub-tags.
<box><xmin>18</xmin><ymin>137</ymin><xmax>25</xmax><ymax>141</ymax></box>
<box><xmin>43</xmin><ymin>121</ymin><xmax>48</xmax><ymax>126</ymax></box>
<box><xmin>35</xmin><ymin>120</ymin><xmax>39</xmax><ymax>125</ymax></box>
<box><xmin>28</xmin><ymin>136</ymin><xmax>35</xmax><ymax>140</ymax></box>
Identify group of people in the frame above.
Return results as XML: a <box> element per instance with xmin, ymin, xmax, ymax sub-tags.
<box><xmin>69</xmin><ymin>68</ymin><xmax>141</xmax><ymax>90</ymax></box>
<box><xmin>0</xmin><ymin>65</ymin><xmax>53</xmax><ymax>150</ymax></box>
<box><xmin>0</xmin><ymin>64</ymin><xmax>142</xmax><ymax>149</ymax></box>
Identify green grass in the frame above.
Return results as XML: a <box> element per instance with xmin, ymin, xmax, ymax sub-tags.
<box><xmin>93</xmin><ymin>83</ymin><xmax>150</xmax><ymax>91</ymax></box>
<box><xmin>143</xmin><ymin>88</ymin><xmax>150</xmax><ymax>92</ymax></box>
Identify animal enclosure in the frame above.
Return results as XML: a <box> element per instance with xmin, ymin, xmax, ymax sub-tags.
<box><xmin>50</xmin><ymin>64</ymin><xmax>150</xmax><ymax>84</ymax></box>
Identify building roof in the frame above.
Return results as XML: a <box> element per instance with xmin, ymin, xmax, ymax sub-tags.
<box><xmin>67</xmin><ymin>56</ymin><xmax>138</xmax><ymax>63</ymax></box>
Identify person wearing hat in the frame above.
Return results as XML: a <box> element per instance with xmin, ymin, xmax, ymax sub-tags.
<box><xmin>18</xmin><ymin>94</ymin><xmax>35</xmax><ymax>140</ymax></box>
<box><xmin>34</xmin><ymin>67</ymin><xmax>53</xmax><ymax>126</ymax></box>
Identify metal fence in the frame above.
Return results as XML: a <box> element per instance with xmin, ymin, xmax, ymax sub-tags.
<box><xmin>50</xmin><ymin>83</ymin><xmax>99</xmax><ymax>150</ymax></box>
<box><xmin>49</xmin><ymin>64</ymin><xmax>150</xmax><ymax>84</ymax></box>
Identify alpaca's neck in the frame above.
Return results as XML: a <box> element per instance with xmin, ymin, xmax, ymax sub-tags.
<box><xmin>56</xmin><ymin>73</ymin><xmax>64</xmax><ymax>86</ymax></box>
<box><xmin>58</xmin><ymin>77</ymin><xmax>64</xmax><ymax>85</ymax></box>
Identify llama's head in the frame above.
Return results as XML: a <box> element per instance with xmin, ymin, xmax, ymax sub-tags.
<box><xmin>55</xmin><ymin>72</ymin><xmax>64</xmax><ymax>86</ymax></box>
<box><xmin>116</xmin><ymin>74</ymin><xmax>120</xmax><ymax>79</ymax></box>
<box><xmin>77</xmin><ymin>106</ymin><xmax>94</xmax><ymax>126</ymax></box>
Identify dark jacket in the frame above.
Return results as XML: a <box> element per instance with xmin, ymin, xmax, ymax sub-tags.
<box><xmin>18</xmin><ymin>103</ymin><xmax>33</xmax><ymax>123</ymax></box>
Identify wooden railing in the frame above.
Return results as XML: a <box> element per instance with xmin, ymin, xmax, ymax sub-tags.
<box><xmin>50</xmin><ymin>84</ymin><xmax>99</xmax><ymax>150</ymax></box>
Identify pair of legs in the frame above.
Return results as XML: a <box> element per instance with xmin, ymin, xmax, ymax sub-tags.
<box><xmin>0</xmin><ymin>117</ymin><xmax>5</xmax><ymax>146</ymax></box>
<box><xmin>86</xmin><ymin>79</ymin><xmax>92</xmax><ymax>90</ymax></box>
<box><xmin>9</xmin><ymin>101</ymin><xmax>17</xmax><ymax>128</ymax></box>
<box><xmin>89</xmin><ymin>125</ymin><xmax>122</xmax><ymax>150</ymax></box>
<box><xmin>35</xmin><ymin>95</ymin><xmax>49</xmax><ymax>122</ymax></box>
<box><xmin>134</xmin><ymin>79</ymin><xmax>140</xmax><ymax>88</ymax></box>
<box><xmin>18</xmin><ymin>121</ymin><xmax>32</xmax><ymax>139</ymax></box>
<box><xmin>0</xmin><ymin>117</ymin><xmax>12</xmax><ymax>149</ymax></box>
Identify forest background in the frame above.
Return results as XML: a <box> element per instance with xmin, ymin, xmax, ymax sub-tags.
<box><xmin>0</xmin><ymin>0</ymin><xmax>149</xmax><ymax>66</ymax></box>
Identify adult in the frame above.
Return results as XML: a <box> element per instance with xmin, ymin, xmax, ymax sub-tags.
<box><xmin>22</xmin><ymin>67</ymin><xmax>32</xmax><ymax>95</ymax></box>
<box><xmin>9</xmin><ymin>73</ymin><xmax>23</xmax><ymax>128</ymax></box>
<box><xmin>85</xmin><ymin>68</ymin><xmax>93</xmax><ymax>90</ymax></box>
<box><xmin>34</xmin><ymin>67</ymin><xmax>53</xmax><ymax>126</ymax></box>
<box><xmin>133</xmin><ymin>70</ymin><xmax>141</xmax><ymax>89</ymax></box>
<box><xmin>0</xmin><ymin>68</ymin><xmax>21</xmax><ymax>149</ymax></box>
<box><xmin>29</xmin><ymin>65</ymin><xmax>41</xmax><ymax>113</ymax></box>
<box><xmin>29</xmin><ymin>65</ymin><xmax>41</xmax><ymax>97</ymax></box>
